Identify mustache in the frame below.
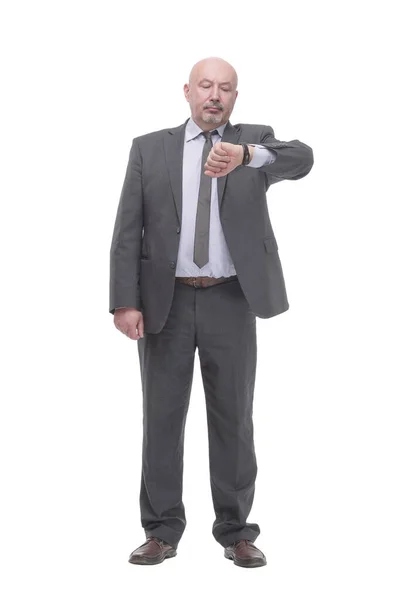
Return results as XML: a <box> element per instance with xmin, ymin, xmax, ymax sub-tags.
<box><xmin>204</xmin><ymin>104</ymin><xmax>223</xmax><ymax>110</ymax></box>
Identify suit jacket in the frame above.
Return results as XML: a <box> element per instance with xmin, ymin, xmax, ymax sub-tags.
<box><xmin>109</xmin><ymin>117</ymin><xmax>314</xmax><ymax>334</ymax></box>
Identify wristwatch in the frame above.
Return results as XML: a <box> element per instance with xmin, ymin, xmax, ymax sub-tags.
<box><xmin>241</xmin><ymin>143</ymin><xmax>251</xmax><ymax>166</ymax></box>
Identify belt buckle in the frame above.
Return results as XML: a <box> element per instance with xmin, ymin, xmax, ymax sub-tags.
<box><xmin>193</xmin><ymin>277</ymin><xmax>199</xmax><ymax>288</ymax></box>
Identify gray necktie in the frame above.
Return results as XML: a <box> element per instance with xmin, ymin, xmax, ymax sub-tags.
<box><xmin>193</xmin><ymin>130</ymin><xmax>218</xmax><ymax>268</ymax></box>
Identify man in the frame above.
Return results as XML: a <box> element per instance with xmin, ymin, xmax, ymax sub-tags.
<box><xmin>109</xmin><ymin>56</ymin><xmax>314</xmax><ymax>568</ymax></box>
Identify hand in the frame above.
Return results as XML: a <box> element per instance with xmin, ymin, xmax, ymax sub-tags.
<box><xmin>114</xmin><ymin>307</ymin><xmax>144</xmax><ymax>340</ymax></box>
<box><xmin>204</xmin><ymin>142</ymin><xmax>248</xmax><ymax>178</ymax></box>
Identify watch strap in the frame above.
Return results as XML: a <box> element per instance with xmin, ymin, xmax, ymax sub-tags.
<box><xmin>241</xmin><ymin>143</ymin><xmax>251</xmax><ymax>166</ymax></box>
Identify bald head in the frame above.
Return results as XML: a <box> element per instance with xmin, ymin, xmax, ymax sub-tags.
<box><xmin>184</xmin><ymin>56</ymin><xmax>239</xmax><ymax>130</ymax></box>
<box><xmin>188</xmin><ymin>57</ymin><xmax>238</xmax><ymax>89</ymax></box>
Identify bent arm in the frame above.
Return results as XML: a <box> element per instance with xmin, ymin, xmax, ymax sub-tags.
<box><xmin>109</xmin><ymin>138</ymin><xmax>143</xmax><ymax>315</ymax></box>
<box><xmin>256</xmin><ymin>126</ymin><xmax>314</xmax><ymax>185</ymax></box>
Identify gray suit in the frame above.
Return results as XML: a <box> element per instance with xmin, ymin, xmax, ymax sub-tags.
<box><xmin>109</xmin><ymin>118</ymin><xmax>314</xmax><ymax>333</ymax></box>
<box><xmin>109</xmin><ymin>118</ymin><xmax>314</xmax><ymax>549</ymax></box>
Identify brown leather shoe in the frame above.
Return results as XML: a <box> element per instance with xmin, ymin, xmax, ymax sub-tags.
<box><xmin>224</xmin><ymin>539</ymin><xmax>267</xmax><ymax>568</ymax></box>
<box><xmin>128</xmin><ymin>536</ymin><xmax>177</xmax><ymax>565</ymax></box>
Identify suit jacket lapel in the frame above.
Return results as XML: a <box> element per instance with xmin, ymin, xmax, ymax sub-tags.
<box><xmin>163</xmin><ymin>118</ymin><xmax>187</xmax><ymax>227</ymax></box>
<box><xmin>163</xmin><ymin>117</ymin><xmax>240</xmax><ymax>225</ymax></box>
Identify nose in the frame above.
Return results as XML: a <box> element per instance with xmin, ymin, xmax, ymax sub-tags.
<box><xmin>209</xmin><ymin>86</ymin><xmax>220</xmax><ymax>101</ymax></box>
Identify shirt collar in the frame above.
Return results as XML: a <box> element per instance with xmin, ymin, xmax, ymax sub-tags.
<box><xmin>185</xmin><ymin>116</ymin><xmax>228</xmax><ymax>142</ymax></box>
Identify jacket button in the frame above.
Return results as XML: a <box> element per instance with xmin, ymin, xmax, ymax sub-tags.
<box><xmin>176</xmin><ymin>227</ymin><xmax>180</xmax><ymax>233</ymax></box>
<box><xmin>169</xmin><ymin>261</ymin><xmax>176</xmax><ymax>268</ymax></box>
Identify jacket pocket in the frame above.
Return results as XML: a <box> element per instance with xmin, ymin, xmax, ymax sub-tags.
<box><xmin>263</xmin><ymin>235</ymin><xmax>278</xmax><ymax>253</ymax></box>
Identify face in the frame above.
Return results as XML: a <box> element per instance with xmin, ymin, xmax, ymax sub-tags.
<box><xmin>183</xmin><ymin>60</ymin><xmax>238</xmax><ymax>130</ymax></box>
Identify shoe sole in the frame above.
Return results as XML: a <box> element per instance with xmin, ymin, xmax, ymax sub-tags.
<box><xmin>128</xmin><ymin>548</ymin><xmax>177</xmax><ymax>565</ymax></box>
<box><xmin>224</xmin><ymin>549</ymin><xmax>267</xmax><ymax>568</ymax></box>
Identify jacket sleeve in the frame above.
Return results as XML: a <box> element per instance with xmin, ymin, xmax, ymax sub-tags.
<box><xmin>109</xmin><ymin>138</ymin><xmax>143</xmax><ymax>314</ymax></box>
<box><xmin>256</xmin><ymin>126</ymin><xmax>314</xmax><ymax>186</ymax></box>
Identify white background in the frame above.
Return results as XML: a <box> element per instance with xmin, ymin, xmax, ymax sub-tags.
<box><xmin>1</xmin><ymin>0</ymin><xmax>399</xmax><ymax>598</ymax></box>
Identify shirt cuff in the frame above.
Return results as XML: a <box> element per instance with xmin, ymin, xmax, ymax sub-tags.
<box><xmin>246</xmin><ymin>144</ymin><xmax>277</xmax><ymax>168</ymax></box>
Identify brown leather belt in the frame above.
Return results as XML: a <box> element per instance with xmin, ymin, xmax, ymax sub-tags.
<box><xmin>175</xmin><ymin>275</ymin><xmax>238</xmax><ymax>288</ymax></box>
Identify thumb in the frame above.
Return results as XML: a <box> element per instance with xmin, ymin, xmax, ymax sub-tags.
<box><xmin>138</xmin><ymin>316</ymin><xmax>144</xmax><ymax>338</ymax></box>
<box><xmin>219</xmin><ymin>141</ymin><xmax>231</xmax><ymax>153</ymax></box>
<box><xmin>219</xmin><ymin>141</ymin><xmax>237</xmax><ymax>157</ymax></box>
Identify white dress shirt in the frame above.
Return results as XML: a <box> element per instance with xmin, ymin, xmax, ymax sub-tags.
<box><xmin>175</xmin><ymin>117</ymin><xmax>276</xmax><ymax>277</ymax></box>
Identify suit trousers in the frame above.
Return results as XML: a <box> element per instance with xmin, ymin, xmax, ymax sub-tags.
<box><xmin>136</xmin><ymin>276</ymin><xmax>260</xmax><ymax>549</ymax></box>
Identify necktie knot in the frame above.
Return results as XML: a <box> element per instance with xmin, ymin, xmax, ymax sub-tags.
<box><xmin>202</xmin><ymin>130</ymin><xmax>218</xmax><ymax>141</ymax></box>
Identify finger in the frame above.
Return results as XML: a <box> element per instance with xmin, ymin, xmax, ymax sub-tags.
<box><xmin>212</xmin><ymin>159</ymin><xmax>229</xmax><ymax>168</ymax></box>
<box><xmin>205</xmin><ymin>164</ymin><xmax>223</xmax><ymax>174</ymax></box>
<box><xmin>205</xmin><ymin>170</ymin><xmax>222</xmax><ymax>177</ymax></box>
<box><xmin>132</xmin><ymin>325</ymin><xmax>140</xmax><ymax>340</ymax></box>
<box><xmin>204</xmin><ymin>169</ymin><xmax>222</xmax><ymax>177</ymax></box>
<box><xmin>206</xmin><ymin>161</ymin><xmax>228</xmax><ymax>172</ymax></box>
<box><xmin>205</xmin><ymin>158</ymin><xmax>229</xmax><ymax>169</ymax></box>
<box><xmin>209</xmin><ymin>154</ymin><xmax>231</xmax><ymax>164</ymax></box>
<box><xmin>206</xmin><ymin>161</ymin><xmax>234</xmax><ymax>176</ymax></box>
<box><xmin>132</xmin><ymin>324</ymin><xmax>141</xmax><ymax>340</ymax></box>
<box><xmin>213</xmin><ymin>146</ymin><xmax>228</xmax><ymax>156</ymax></box>
<box><xmin>211</xmin><ymin>155</ymin><xmax>231</xmax><ymax>163</ymax></box>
